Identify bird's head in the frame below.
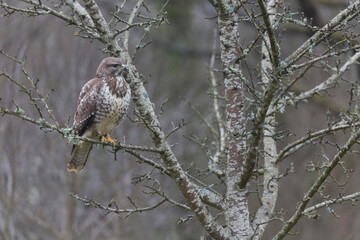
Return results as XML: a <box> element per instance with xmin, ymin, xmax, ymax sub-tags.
<box><xmin>96</xmin><ymin>57</ymin><xmax>128</xmax><ymax>78</ymax></box>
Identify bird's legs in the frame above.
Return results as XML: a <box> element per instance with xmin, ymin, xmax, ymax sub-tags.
<box><xmin>101</xmin><ymin>133</ymin><xmax>117</xmax><ymax>146</ymax></box>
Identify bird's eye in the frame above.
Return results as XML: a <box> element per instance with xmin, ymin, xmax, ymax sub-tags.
<box><xmin>111</xmin><ymin>64</ymin><xmax>121</xmax><ymax>67</ymax></box>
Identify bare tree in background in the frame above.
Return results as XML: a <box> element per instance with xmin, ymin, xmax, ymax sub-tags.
<box><xmin>1</xmin><ymin>0</ymin><xmax>360</xmax><ymax>239</ymax></box>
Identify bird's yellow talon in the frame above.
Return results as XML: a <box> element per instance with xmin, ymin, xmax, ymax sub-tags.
<box><xmin>102</xmin><ymin>133</ymin><xmax>117</xmax><ymax>147</ymax></box>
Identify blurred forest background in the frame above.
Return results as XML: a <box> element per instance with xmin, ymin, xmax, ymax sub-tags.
<box><xmin>1</xmin><ymin>0</ymin><xmax>360</xmax><ymax>239</ymax></box>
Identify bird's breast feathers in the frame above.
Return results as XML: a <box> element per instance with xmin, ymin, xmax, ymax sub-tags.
<box><xmin>95</xmin><ymin>78</ymin><xmax>131</xmax><ymax>135</ymax></box>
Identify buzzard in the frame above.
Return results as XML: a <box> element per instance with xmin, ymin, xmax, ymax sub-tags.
<box><xmin>67</xmin><ymin>57</ymin><xmax>131</xmax><ymax>173</ymax></box>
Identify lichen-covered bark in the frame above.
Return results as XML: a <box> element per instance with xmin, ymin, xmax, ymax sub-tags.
<box><xmin>218</xmin><ymin>2</ymin><xmax>252</xmax><ymax>238</ymax></box>
<box><xmin>82</xmin><ymin>0</ymin><xmax>121</xmax><ymax>56</ymax></box>
<box><xmin>252</xmin><ymin>1</ymin><xmax>279</xmax><ymax>238</ymax></box>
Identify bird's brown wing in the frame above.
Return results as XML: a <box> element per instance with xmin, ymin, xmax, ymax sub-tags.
<box><xmin>73</xmin><ymin>78</ymin><xmax>101</xmax><ymax>136</ymax></box>
<box><xmin>68</xmin><ymin>78</ymin><xmax>102</xmax><ymax>173</ymax></box>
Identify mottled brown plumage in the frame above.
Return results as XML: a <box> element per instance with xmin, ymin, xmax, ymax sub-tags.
<box><xmin>68</xmin><ymin>57</ymin><xmax>131</xmax><ymax>173</ymax></box>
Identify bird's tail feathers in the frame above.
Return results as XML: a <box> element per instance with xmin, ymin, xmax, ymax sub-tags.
<box><xmin>67</xmin><ymin>141</ymin><xmax>93</xmax><ymax>173</ymax></box>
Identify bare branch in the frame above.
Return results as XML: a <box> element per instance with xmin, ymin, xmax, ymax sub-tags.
<box><xmin>294</xmin><ymin>50</ymin><xmax>360</xmax><ymax>103</ymax></box>
<box><xmin>144</xmin><ymin>186</ymin><xmax>191</xmax><ymax>211</ymax></box>
<box><xmin>252</xmin><ymin>1</ymin><xmax>279</xmax><ymax>238</ymax></box>
<box><xmin>70</xmin><ymin>193</ymin><xmax>166</xmax><ymax>217</ymax></box>
<box><xmin>81</xmin><ymin>0</ymin><xmax>121</xmax><ymax>55</ymax></box>
<box><xmin>276</xmin><ymin>121</ymin><xmax>360</xmax><ymax>164</ymax></box>
<box><xmin>208</xmin><ymin>29</ymin><xmax>226</xmax><ymax>177</ymax></box>
<box><xmin>274</xmin><ymin>127</ymin><xmax>360</xmax><ymax>240</ymax></box>
<box><xmin>236</xmin><ymin>0</ymin><xmax>309</xmax><ymax>190</ymax></box>
<box><xmin>0</xmin><ymin>0</ymin><xmax>100</xmax><ymax>38</ymax></box>
<box><xmin>123</xmin><ymin>0</ymin><xmax>144</xmax><ymax>52</ymax></box>
<box><xmin>302</xmin><ymin>192</ymin><xmax>360</xmax><ymax>216</ymax></box>
<box><xmin>125</xmin><ymin>149</ymin><xmax>168</xmax><ymax>173</ymax></box>
<box><xmin>64</xmin><ymin>0</ymin><xmax>95</xmax><ymax>27</ymax></box>
<box><xmin>282</xmin><ymin>0</ymin><xmax>360</xmax><ymax>71</ymax></box>
<box><xmin>257</xmin><ymin>0</ymin><xmax>280</xmax><ymax>68</ymax></box>
<box><xmin>289</xmin><ymin>45</ymin><xmax>360</xmax><ymax>72</ymax></box>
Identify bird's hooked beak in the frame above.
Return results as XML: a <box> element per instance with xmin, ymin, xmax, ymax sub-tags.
<box><xmin>116</xmin><ymin>64</ymin><xmax>128</xmax><ymax>76</ymax></box>
<box><xmin>121</xmin><ymin>64</ymin><xmax>129</xmax><ymax>76</ymax></box>
<box><xmin>121</xmin><ymin>64</ymin><xmax>127</xmax><ymax>71</ymax></box>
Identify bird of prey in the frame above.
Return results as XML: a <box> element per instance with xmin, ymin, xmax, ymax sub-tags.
<box><xmin>67</xmin><ymin>57</ymin><xmax>131</xmax><ymax>173</ymax></box>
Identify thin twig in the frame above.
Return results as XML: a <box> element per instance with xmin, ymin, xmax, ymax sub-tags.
<box><xmin>123</xmin><ymin>0</ymin><xmax>144</xmax><ymax>52</ymax></box>
<box><xmin>276</xmin><ymin>121</ymin><xmax>360</xmax><ymax>164</ymax></box>
<box><xmin>302</xmin><ymin>192</ymin><xmax>360</xmax><ymax>216</ymax></box>
<box><xmin>70</xmin><ymin>193</ymin><xmax>166</xmax><ymax>216</ymax></box>
<box><xmin>294</xmin><ymin>50</ymin><xmax>360</xmax><ymax>103</ymax></box>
